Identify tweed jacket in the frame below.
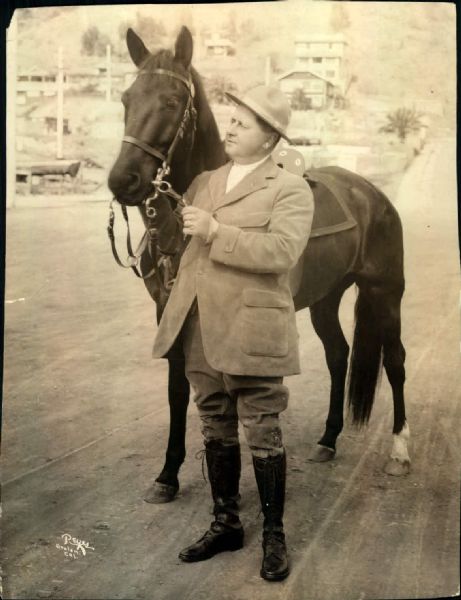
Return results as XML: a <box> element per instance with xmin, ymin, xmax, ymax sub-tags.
<box><xmin>152</xmin><ymin>156</ymin><xmax>314</xmax><ymax>376</ymax></box>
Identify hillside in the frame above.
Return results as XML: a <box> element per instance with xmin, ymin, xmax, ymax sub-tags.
<box><xmin>345</xmin><ymin>3</ymin><xmax>455</xmax><ymax>111</ymax></box>
<box><xmin>14</xmin><ymin>2</ymin><xmax>455</xmax><ymax>121</ymax></box>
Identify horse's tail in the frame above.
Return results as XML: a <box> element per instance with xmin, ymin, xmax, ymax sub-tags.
<box><xmin>346</xmin><ymin>288</ymin><xmax>384</xmax><ymax>426</ymax></box>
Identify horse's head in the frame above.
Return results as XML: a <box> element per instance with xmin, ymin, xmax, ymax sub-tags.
<box><xmin>108</xmin><ymin>27</ymin><xmax>195</xmax><ymax>206</ymax></box>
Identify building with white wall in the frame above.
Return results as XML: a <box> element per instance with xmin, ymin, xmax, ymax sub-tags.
<box><xmin>293</xmin><ymin>33</ymin><xmax>347</xmax><ymax>92</ymax></box>
<box><xmin>277</xmin><ymin>70</ymin><xmax>335</xmax><ymax>109</ymax></box>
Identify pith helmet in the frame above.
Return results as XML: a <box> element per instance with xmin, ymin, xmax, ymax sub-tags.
<box><xmin>225</xmin><ymin>85</ymin><xmax>292</xmax><ymax>143</ymax></box>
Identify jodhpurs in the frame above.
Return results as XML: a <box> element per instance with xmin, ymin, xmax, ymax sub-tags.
<box><xmin>182</xmin><ymin>302</ymin><xmax>289</xmax><ymax>458</ymax></box>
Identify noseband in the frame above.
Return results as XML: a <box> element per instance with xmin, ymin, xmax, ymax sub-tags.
<box><xmin>108</xmin><ymin>67</ymin><xmax>196</xmax><ymax>293</ymax></box>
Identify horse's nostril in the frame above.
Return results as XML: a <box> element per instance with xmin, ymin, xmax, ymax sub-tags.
<box><xmin>127</xmin><ymin>172</ymin><xmax>141</xmax><ymax>192</ymax></box>
<box><xmin>108</xmin><ymin>165</ymin><xmax>145</xmax><ymax>203</ymax></box>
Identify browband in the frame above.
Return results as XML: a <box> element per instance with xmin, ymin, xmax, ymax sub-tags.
<box><xmin>138</xmin><ymin>68</ymin><xmax>195</xmax><ymax>97</ymax></box>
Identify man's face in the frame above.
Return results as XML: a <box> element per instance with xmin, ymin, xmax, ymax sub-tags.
<box><xmin>224</xmin><ymin>105</ymin><xmax>271</xmax><ymax>164</ymax></box>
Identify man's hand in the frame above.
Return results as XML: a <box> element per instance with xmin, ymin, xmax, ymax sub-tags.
<box><xmin>182</xmin><ymin>206</ymin><xmax>218</xmax><ymax>242</ymax></box>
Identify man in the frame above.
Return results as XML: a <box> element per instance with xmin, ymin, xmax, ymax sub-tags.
<box><xmin>153</xmin><ymin>85</ymin><xmax>314</xmax><ymax>581</ymax></box>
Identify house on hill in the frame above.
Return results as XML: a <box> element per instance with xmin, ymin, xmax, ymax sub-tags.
<box><xmin>205</xmin><ymin>35</ymin><xmax>235</xmax><ymax>57</ymax></box>
<box><xmin>277</xmin><ymin>70</ymin><xmax>336</xmax><ymax>109</ymax></box>
<box><xmin>16</xmin><ymin>67</ymin><xmax>62</xmax><ymax>103</ymax></box>
<box><xmin>293</xmin><ymin>33</ymin><xmax>347</xmax><ymax>92</ymax></box>
<box><xmin>66</xmin><ymin>61</ymin><xmax>136</xmax><ymax>94</ymax></box>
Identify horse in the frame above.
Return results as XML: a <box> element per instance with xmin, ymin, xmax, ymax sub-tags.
<box><xmin>108</xmin><ymin>26</ymin><xmax>410</xmax><ymax>503</ymax></box>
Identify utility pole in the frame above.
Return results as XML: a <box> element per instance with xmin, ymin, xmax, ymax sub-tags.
<box><xmin>106</xmin><ymin>44</ymin><xmax>112</xmax><ymax>102</ymax></box>
<box><xmin>6</xmin><ymin>10</ymin><xmax>18</xmax><ymax>208</ymax></box>
<box><xmin>56</xmin><ymin>46</ymin><xmax>64</xmax><ymax>159</ymax></box>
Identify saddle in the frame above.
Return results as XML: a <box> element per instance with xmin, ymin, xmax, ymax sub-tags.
<box><xmin>306</xmin><ymin>169</ymin><xmax>357</xmax><ymax>238</ymax></box>
<box><xmin>272</xmin><ymin>147</ymin><xmax>357</xmax><ymax>295</ymax></box>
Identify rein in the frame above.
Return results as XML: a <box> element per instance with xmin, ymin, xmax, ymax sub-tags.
<box><xmin>108</xmin><ymin>67</ymin><xmax>196</xmax><ymax>294</ymax></box>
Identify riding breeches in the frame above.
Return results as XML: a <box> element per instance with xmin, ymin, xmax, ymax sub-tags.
<box><xmin>182</xmin><ymin>302</ymin><xmax>289</xmax><ymax>458</ymax></box>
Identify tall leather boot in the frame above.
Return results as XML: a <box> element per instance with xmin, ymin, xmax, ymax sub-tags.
<box><xmin>179</xmin><ymin>440</ymin><xmax>244</xmax><ymax>562</ymax></box>
<box><xmin>253</xmin><ymin>451</ymin><xmax>289</xmax><ymax>581</ymax></box>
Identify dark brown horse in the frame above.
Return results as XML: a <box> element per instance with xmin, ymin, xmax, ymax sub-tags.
<box><xmin>108</xmin><ymin>27</ymin><xmax>410</xmax><ymax>503</ymax></box>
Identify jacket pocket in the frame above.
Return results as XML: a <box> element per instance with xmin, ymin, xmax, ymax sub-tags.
<box><xmin>240</xmin><ymin>289</ymin><xmax>289</xmax><ymax>357</ymax></box>
<box><xmin>226</xmin><ymin>212</ymin><xmax>271</xmax><ymax>229</ymax></box>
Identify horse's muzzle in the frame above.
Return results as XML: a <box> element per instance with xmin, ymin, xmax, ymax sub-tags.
<box><xmin>107</xmin><ymin>168</ymin><xmax>146</xmax><ymax>206</ymax></box>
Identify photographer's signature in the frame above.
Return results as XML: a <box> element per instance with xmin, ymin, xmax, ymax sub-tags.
<box><xmin>56</xmin><ymin>533</ymin><xmax>95</xmax><ymax>560</ymax></box>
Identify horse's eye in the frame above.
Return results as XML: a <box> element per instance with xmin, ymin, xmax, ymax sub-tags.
<box><xmin>166</xmin><ymin>98</ymin><xmax>179</xmax><ymax>110</ymax></box>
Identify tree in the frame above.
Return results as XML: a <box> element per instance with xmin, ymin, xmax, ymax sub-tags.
<box><xmin>240</xmin><ymin>18</ymin><xmax>262</xmax><ymax>44</ymax></box>
<box><xmin>81</xmin><ymin>26</ymin><xmax>112</xmax><ymax>57</ymax></box>
<box><xmin>330</xmin><ymin>3</ymin><xmax>351</xmax><ymax>32</ymax></box>
<box><xmin>222</xmin><ymin>9</ymin><xmax>238</xmax><ymax>43</ymax></box>
<box><xmin>206</xmin><ymin>75</ymin><xmax>238</xmax><ymax>105</ymax></box>
<box><xmin>380</xmin><ymin>107</ymin><xmax>424</xmax><ymax>142</ymax></box>
<box><xmin>134</xmin><ymin>13</ymin><xmax>167</xmax><ymax>49</ymax></box>
<box><xmin>291</xmin><ymin>88</ymin><xmax>311</xmax><ymax>111</ymax></box>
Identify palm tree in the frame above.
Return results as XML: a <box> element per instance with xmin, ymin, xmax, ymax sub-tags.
<box><xmin>380</xmin><ymin>107</ymin><xmax>424</xmax><ymax>142</ymax></box>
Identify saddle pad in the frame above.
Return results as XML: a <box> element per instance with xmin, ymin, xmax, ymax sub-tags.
<box><xmin>272</xmin><ymin>148</ymin><xmax>356</xmax><ymax>238</ymax></box>
<box><xmin>306</xmin><ymin>169</ymin><xmax>357</xmax><ymax>238</ymax></box>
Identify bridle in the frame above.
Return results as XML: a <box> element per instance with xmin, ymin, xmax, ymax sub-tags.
<box><xmin>124</xmin><ymin>67</ymin><xmax>197</xmax><ymax>218</ymax></box>
<box><xmin>107</xmin><ymin>67</ymin><xmax>197</xmax><ymax>294</ymax></box>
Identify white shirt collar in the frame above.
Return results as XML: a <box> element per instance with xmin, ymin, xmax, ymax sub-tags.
<box><xmin>226</xmin><ymin>155</ymin><xmax>270</xmax><ymax>193</ymax></box>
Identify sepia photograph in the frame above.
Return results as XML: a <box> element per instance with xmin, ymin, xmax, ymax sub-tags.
<box><xmin>2</xmin><ymin>2</ymin><xmax>459</xmax><ymax>599</ymax></box>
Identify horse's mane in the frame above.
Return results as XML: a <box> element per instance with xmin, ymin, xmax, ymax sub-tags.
<box><xmin>189</xmin><ymin>65</ymin><xmax>227</xmax><ymax>174</ymax></box>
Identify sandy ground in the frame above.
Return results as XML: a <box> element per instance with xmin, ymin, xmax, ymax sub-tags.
<box><xmin>2</xmin><ymin>138</ymin><xmax>460</xmax><ymax>600</ymax></box>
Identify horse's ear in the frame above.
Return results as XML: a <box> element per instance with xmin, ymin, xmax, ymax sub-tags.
<box><xmin>126</xmin><ymin>28</ymin><xmax>149</xmax><ymax>68</ymax></box>
<box><xmin>174</xmin><ymin>26</ymin><xmax>193</xmax><ymax>69</ymax></box>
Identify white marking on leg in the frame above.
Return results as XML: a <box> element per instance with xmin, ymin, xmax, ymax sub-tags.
<box><xmin>390</xmin><ymin>422</ymin><xmax>410</xmax><ymax>463</ymax></box>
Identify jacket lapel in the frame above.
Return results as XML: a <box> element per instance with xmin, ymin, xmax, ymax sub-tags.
<box><xmin>206</xmin><ymin>162</ymin><xmax>232</xmax><ymax>209</ymax></box>
<box><xmin>210</xmin><ymin>157</ymin><xmax>279</xmax><ymax>211</ymax></box>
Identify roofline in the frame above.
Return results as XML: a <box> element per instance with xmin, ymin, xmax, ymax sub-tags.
<box><xmin>277</xmin><ymin>69</ymin><xmax>336</xmax><ymax>85</ymax></box>
<box><xmin>294</xmin><ymin>33</ymin><xmax>347</xmax><ymax>43</ymax></box>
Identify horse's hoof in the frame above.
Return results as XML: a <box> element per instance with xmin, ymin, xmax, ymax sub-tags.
<box><xmin>308</xmin><ymin>445</ymin><xmax>336</xmax><ymax>463</ymax></box>
<box><xmin>383</xmin><ymin>458</ymin><xmax>410</xmax><ymax>476</ymax></box>
<box><xmin>144</xmin><ymin>481</ymin><xmax>179</xmax><ymax>504</ymax></box>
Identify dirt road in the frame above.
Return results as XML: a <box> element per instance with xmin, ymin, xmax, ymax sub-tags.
<box><xmin>2</xmin><ymin>138</ymin><xmax>459</xmax><ymax>600</ymax></box>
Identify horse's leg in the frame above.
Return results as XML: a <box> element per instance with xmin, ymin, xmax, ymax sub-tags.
<box><xmin>144</xmin><ymin>355</ymin><xmax>190</xmax><ymax>503</ymax></box>
<box><xmin>308</xmin><ymin>284</ymin><xmax>350</xmax><ymax>462</ymax></box>
<box><xmin>366</xmin><ymin>284</ymin><xmax>410</xmax><ymax>475</ymax></box>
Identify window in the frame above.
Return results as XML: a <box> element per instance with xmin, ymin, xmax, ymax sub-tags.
<box><xmin>313</xmin><ymin>57</ymin><xmax>322</xmax><ymax>63</ymax></box>
<box><xmin>18</xmin><ymin>75</ymin><xmax>28</xmax><ymax>81</ymax></box>
<box><xmin>31</xmin><ymin>75</ymin><xmax>43</xmax><ymax>82</ymax></box>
